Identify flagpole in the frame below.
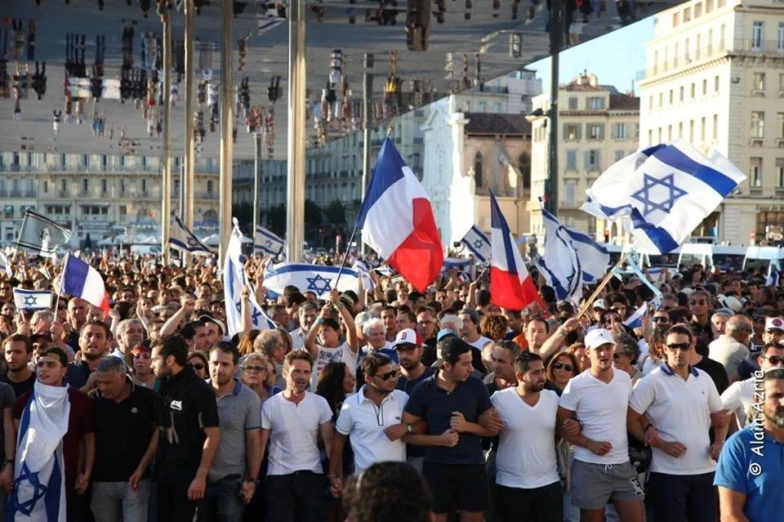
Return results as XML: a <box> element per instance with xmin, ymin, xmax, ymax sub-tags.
<box><xmin>575</xmin><ymin>252</ymin><xmax>628</xmax><ymax>319</ymax></box>
<box><xmin>333</xmin><ymin>224</ymin><xmax>360</xmax><ymax>290</ymax></box>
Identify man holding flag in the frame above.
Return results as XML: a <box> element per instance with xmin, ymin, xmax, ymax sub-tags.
<box><xmin>10</xmin><ymin>346</ymin><xmax>95</xmax><ymax>522</ymax></box>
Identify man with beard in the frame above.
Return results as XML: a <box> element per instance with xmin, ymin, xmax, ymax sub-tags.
<box><xmin>202</xmin><ymin>342</ymin><xmax>261</xmax><ymax>521</ymax></box>
<box><xmin>329</xmin><ymin>353</ymin><xmax>414</xmax><ymax>498</ymax></box>
<box><xmin>1</xmin><ymin>334</ymin><xmax>36</xmax><ymax>397</ymax></box>
<box><xmin>403</xmin><ymin>337</ymin><xmax>502</xmax><ymax>522</ymax></box>
<box><xmin>556</xmin><ymin>329</ymin><xmax>644</xmax><ymax>522</ymax></box>
<box><xmin>67</xmin><ymin>321</ymin><xmax>112</xmax><ymax>392</ymax></box>
<box><xmin>715</xmin><ymin>368</ymin><xmax>784</xmax><ymax>521</ymax></box>
<box><xmin>628</xmin><ymin>324</ymin><xmax>727</xmax><ymax>522</ymax></box>
<box><xmin>492</xmin><ymin>351</ymin><xmax>562</xmax><ymax>522</ymax></box>
<box><xmin>151</xmin><ymin>334</ymin><xmax>221</xmax><ymax>522</ymax></box>
<box><xmin>259</xmin><ymin>351</ymin><xmax>333</xmax><ymax>522</ymax></box>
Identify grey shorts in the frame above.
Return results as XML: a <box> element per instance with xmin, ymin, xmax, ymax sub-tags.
<box><xmin>570</xmin><ymin>460</ymin><xmax>644</xmax><ymax>510</ymax></box>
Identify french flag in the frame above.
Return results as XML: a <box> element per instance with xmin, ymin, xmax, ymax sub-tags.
<box><xmin>489</xmin><ymin>192</ymin><xmax>540</xmax><ymax>311</ymax></box>
<box><xmin>356</xmin><ymin>137</ymin><xmax>443</xmax><ymax>291</ymax></box>
<box><xmin>60</xmin><ymin>254</ymin><xmax>111</xmax><ymax>313</ymax></box>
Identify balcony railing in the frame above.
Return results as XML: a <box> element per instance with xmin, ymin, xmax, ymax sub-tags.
<box><xmin>776</xmin><ymin>188</ymin><xmax>784</xmax><ymax>198</ymax></box>
<box><xmin>749</xmin><ymin>187</ymin><xmax>763</xmax><ymax>197</ymax></box>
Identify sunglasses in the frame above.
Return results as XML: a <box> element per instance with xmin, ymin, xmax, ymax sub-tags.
<box><xmin>690</xmin><ymin>299</ymin><xmax>707</xmax><ymax>305</ymax></box>
<box><xmin>243</xmin><ymin>365</ymin><xmax>267</xmax><ymax>373</ymax></box>
<box><xmin>652</xmin><ymin>316</ymin><xmax>670</xmax><ymax>323</ymax></box>
<box><xmin>762</xmin><ymin>355</ymin><xmax>784</xmax><ymax>365</ymax></box>
<box><xmin>374</xmin><ymin>370</ymin><xmax>398</xmax><ymax>381</ymax></box>
<box><xmin>613</xmin><ymin>353</ymin><xmax>626</xmax><ymax>359</ymax></box>
<box><xmin>666</xmin><ymin>343</ymin><xmax>691</xmax><ymax>351</ymax></box>
<box><xmin>552</xmin><ymin>362</ymin><xmax>574</xmax><ymax>372</ymax></box>
<box><xmin>610</xmin><ymin>307</ymin><xmax>625</xmax><ymax>313</ymax></box>
<box><xmin>188</xmin><ymin>362</ymin><xmax>205</xmax><ymax>371</ymax></box>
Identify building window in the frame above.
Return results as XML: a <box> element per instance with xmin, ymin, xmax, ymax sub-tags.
<box><xmin>566</xmin><ymin>150</ymin><xmax>577</xmax><ymax>170</ymax></box>
<box><xmin>674</xmin><ymin>43</ymin><xmax>680</xmax><ymax>67</ymax></box>
<box><xmin>207</xmin><ymin>180</ymin><xmax>214</xmax><ymax>193</ymax></box>
<box><xmin>750</xmin><ymin>157</ymin><xmax>763</xmax><ymax>187</ymax></box>
<box><xmin>613</xmin><ymin>123</ymin><xmax>628</xmax><ymax>139</ymax></box>
<box><xmin>141</xmin><ymin>179</ymin><xmax>147</xmax><ymax>193</ymax></box>
<box><xmin>518</xmin><ymin>153</ymin><xmax>531</xmax><ymax>189</ymax></box>
<box><xmin>753</xmin><ymin>72</ymin><xmax>766</xmax><ymax>91</ymax></box>
<box><xmin>43</xmin><ymin>181</ymin><xmax>48</xmax><ymax>193</ymax></box>
<box><xmin>679</xmin><ymin>86</ymin><xmax>684</xmax><ymax>101</ymax></box>
<box><xmin>82</xmin><ymin>179</ymin><xmax>88</xmax><ymax>194</ymax></box>
<box><xmin>586</xmin><ymin>97</ymin><xmax>606</xmax><ymax>110</ymax></box>
<box><xmin>701</xmin><ymin>117</ymin><xmax>706</xmax><ymax>141</ymax></box>
<box><xmin>706</xmin><ymin>0</ymin><xmax>713</xmax><ymax>12</ymax></box>
<box><xmin>669</xmin><ymin>90</ymin><xmax>674</xmax><ymax>104</ymax></box>
<box><xmin>708</xmin><ymin>28</ymin><xmax>713</xmax><ymax>54</ymax></box>
<box><xmin>720</xmin><ymin>24</ymin><xmax>725</xmax><ymax>51</ymax></box>
<box><xmin>695</xmin><ymin>3</ymin><xmax>702</xmax><ymax>18</ymax></box>
<box><xmin>758</xmin><ymin>212</ymin><xmax>784</xmax><ymax>236</ymax></box>
<box><xmin>689</xmin><ymin>120</ymin><xmax>695</xmax><ymax>142</ymax></box>
<box><xmin>568</xmin><ymin>97</ymin><xmax>578</xmax><ymax>110</ymax></box>
<box><xmin>778</xmin><ymin>22</ymin><xmax>784</xmax><ymax>51</ymax></box>
<box><xmin>679</xmin><ymin>122</ymin><xmax>684</xmax><ymax>139</ymax></box>
<box><xmin>648</xmin><ymin>96</ymin><xmax>653</xmax><ymax>110</ymax></box>
<box><xmin>751</xmin><ymin>111</ymin><xmax>765</xmax><ymax>138</ymax></box>
<box><xmin>778</xmin><ymin>113</ymin><xmax>784</xmax><ymax>138</ymax></box>
<box><xmin>585</xmin><ymin>150</ymin><xmax>601</xmax><ymax>171</ymax></box>
<box><xmin>713</xmin><ymin>114</ymin><xmax>719</xmax><ymax>140</ymax></box>
<box><xmin>101</xmin><ymin>179</ymin><xmax>107</xmax><ymax>194</ymax></box>
<box><xmin>752</xmin><ymin>21</ymin><xmax>764</xmax><ymax>50</ymax></box>
<box><xmin>614</xmin><ymin>150</ymin><xmax>626</xmax><ymax>163</ymax></box>
<box><xmin>777</xmin><ymin>158</ymin><xmax>784</xmax><ymax>187</ymax></box>
<box><xmin>564</xmin><ymin>124</ymin><xmax>581</xmax><ymax>141</ymax></box>
<box><xmin>587</xmin><ymin>123</ymin><xmax>604</xmax><ymax>140</ymax></box>
<box><xmin>668</xmin><ymin>125</ymin><xmax>673</xmax><ymax>142</ymax></box>
<box><xmin>690</xmin><ymin>83</ymin><xmax>696</xmax><ymax>98</ymax></box>
<box><xmin>672</xmin><ymin>12</ymin><xmax>680</xmax><ymax>27</ymax></box>
<box><xmin>60</xmin><ymin>180</ymin><xmax>66</xmax><ymax>193</ymax></box>
<box><xmin>473</xmin><ymin>152</ymin><xmax>483</xmax><ymax>188</ymax></box>
<box><xmin>702</xmin><ymin>79</ymin><xmax>707</xmax><ymax>96</ymax></box>
<box><xmin>685</xmin><ymin>38</ymin><xmax>691</xmax><ymax>61</ymax></box>
<box><xmin>564</xmin><ymin>181</ymin><xmax>577</xmax><ymax>207</ymax></box>
<box><xmin>658</xmin><ymin>127</ymin><xmax>663</xmax><ymax>143</ymax></box>
<box><xmin>648</xmin><ymin>129</ymin><xmax>653</xmax><ymax>145</ymax></box>
<box><xmin>714</xmin><ymin>75</ymin><xmax>720</xmax><ymax>93</ymax></box>
<box><xmin>683</xmin><ymin>7</ymin><xmax>691</xmax><ymax>22</ymax></box>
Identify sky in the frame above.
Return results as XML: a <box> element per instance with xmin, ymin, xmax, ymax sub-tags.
<box><xmin>527</xmin><ymin>17</ymin><xmax>655</xmax><ymax>95</ymax></box>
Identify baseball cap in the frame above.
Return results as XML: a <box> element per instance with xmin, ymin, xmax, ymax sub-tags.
<box><xmin>199</xmin><ymin>315</ymin><xmax>226</xmax><ymax>336</ymax></box>
<box><xmin>584</xmin><ymin>328</ymin><xmax>615</xmax><ymax>350</ymax></box>
<box><xmin>713</xmin><ymin>308</ymin><xmax>735</xmax><ymax>318</ymax></box>
<box><xmin>593</xmin><ymin>299</ymin><xmax>606</xmax><ymax>310</ymax></box>
<box><xmin>436</xmin><ymin>328</ymin><xmax>458</xmax><ymax>343</ymax></box>
<box><xmin>765</xmin><ymin>317</ymin><xmax>784</xmax><ymax>332</ymax></box>
<box><xmin>392</xmin><ymin>328</ymin><xmax>421</xmax><ymax>348</ymax></box>
<box><xmin>718</xmin><ymin>295</ymin><xmax>743</xmax><ymax>313</ymax></box>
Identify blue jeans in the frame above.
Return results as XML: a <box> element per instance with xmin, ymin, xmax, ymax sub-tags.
<box><xmin>91</xmin><ymin>479</ymin><xmax>151</xmax><ymax>522</ymax></box>
<box><xmin>199</xmin><ymin>475</ymin><xmax>245</xmax><ymax>522</ymax></box>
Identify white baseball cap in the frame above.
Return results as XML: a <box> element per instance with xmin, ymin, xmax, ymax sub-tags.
<box><xmin>593</xmin><ymin>299</ymin><xmax>607</xmax><ymax>310</ymax></box>
<box><xmin>584</xmin><ymin>328</ymin><xmax>615</xmax><ymax>350</ymax></box>
<box><xmin>392</xmin><ymin>328</ymin><xmax>421</xmax><ymax>347</ymax></box>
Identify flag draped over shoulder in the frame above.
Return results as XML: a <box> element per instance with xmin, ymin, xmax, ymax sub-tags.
<box><xmin>8</xmin><ymin>381</ymin><xmax>70</xmax><ymax>522</ymax></box>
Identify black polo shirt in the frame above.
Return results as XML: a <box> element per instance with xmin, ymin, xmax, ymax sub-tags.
<box><xmin>404</xmin><ymin>373</ymin><xmax>492</xmax><ymax>465</ymax></box>
<box><xmin>396</xmin><ymin>366</ymin><xmax>435</xmax><ymax>459</ymax></box>
<box><xmin>66</xmin><ymin>359</ymin><xmax>93</xmax><ymax>389</ymax></box>
<box><xmin>90</xmin><ymin>379</ymin><xmax>157</xmax><ymax>482</ymax></box>
<box><xmin>155</xmin><ymin>366</ymin><xmax>220</xmax><ymax>486</ymax></box>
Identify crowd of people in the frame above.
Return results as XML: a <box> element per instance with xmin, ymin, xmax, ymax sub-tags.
<box><xmin>0</xmin><ymin>250</ymin><xmax>782</xmax><ymax>522</ymax></box>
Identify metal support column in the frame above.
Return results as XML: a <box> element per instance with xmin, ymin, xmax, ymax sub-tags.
<box><xmin>253</xmin><ymin>132</ymin><xmax>262</xmax><ymax>236</ymax></box>
<box><xmin>183</xmin><ymin>0</ymin><xmax>196</xmax><ymax>261</ymax></box>
<box><xmin>219</xmin><ymin>0</ymin><xmax>233</xmax><ymax>263</ymax></box>
<box><xmin>360</xmin><ymin>53</ymin><xmax>374</xmax><ymax>256</ymax></box>
<box><xmin>286</xmin><ymin>0</ymin><xmax>307</xmax><ymax>262</ymax></box>
<box><xmin>546</xmin><ymin>0</ymin><xmax>563</xmax><ymax>216</ymax></box>
<box><xmin>161</xmin><ymin>17</ymin><xmax>172</xmax><ymax>264</ymax></box>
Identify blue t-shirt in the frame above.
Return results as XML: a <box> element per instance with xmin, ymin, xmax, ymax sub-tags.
<box><xmin>714</xmin><ymin>425</ymin><xmax>784</xmax><ymax>522</ymax></box>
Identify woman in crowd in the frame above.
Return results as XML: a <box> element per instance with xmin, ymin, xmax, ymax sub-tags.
<box><xmin>240</xmin><ymin>352</ymin><xmax>280</xmax><ymax>404</ymax></box>
<box><xmin>612</xmin><ymin>334</ymin><xmax>643</xmax><ymax>386</ymax></box>
<box><xmin>545</xmin><ymin>350</ymin><xmax>579</xmax><ymax>395</ymax></box>
<box><xmin>567</xmin><ymin>342</ymin><xmax>591</xmax><ymax>373</ymax></box>
<box><xmin>186</xmin><ymin>350</ymin><xmax>208</xmax><ymax>379</ymax></box>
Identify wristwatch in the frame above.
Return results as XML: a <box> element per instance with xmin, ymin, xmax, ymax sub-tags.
<box><xmin>406</xmin><ymin>423</ymin><xmax>414</xmax><ymax>435</ymax></box>
<box><xmin>244</xmin><ymin>477</ymin><xmax>260</xmax><ymax>485</ymax></box>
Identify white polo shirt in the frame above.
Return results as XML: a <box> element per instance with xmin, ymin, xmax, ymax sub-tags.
<box><xmin>261</xmin><ymin>391</ymin><xmax>333</xmax><ymax>476</ymax></box>
<box><xmin>491</xmin><ymin>387</ymin><xmax>560</xmax><ymax>489</ymax></box>
<box><xmin>559</xmin><ymin>369</ymin><xmax>632</xmax><ymax>465</ymax></box>
<box><xmin>629</xmin><ymin>364</ymin><xmax>722</xmax><ymax>475</ymax></box>
<box><xmin>721</xmin><ymin>377</ymin><xmax>756</xmax><ymax>427</ymax></box>
<box><xmin>335</xmin><ymin>386</ymin><xmax>408</xmax><ymax>473</ymax></box>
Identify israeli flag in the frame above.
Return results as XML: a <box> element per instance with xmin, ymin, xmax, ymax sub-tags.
<box><xmin>222</xmin><ymin>221</ymin><xmax>275</xmax><ymax>336</ymax></box>
<box><xmin>254</xmin><ymin>226</ymin><xmax>284</xmax><ymax>256</ymax></box>
<box><xmin>581</xmin><ymin>142</ymin><xmax>746</xmax><ymax>255</ymax></box>
<box><xmin>13</xmin><ymin>289</ymin><xmax>53</xmax><ymax>311</ymax></box>
<box><xmin>766</xmin><ymin>271</ymin><xmax>780</xmax><ymax>288</ymax></box>
<box><xmin>567</xmin><ymin>229</ymin><xmax>610</xmax><ymax>283</ymax></box>
<box><xmin>352</xmin><ymin>259</ymin><xmax>375</xmax><ymax>290</ymax></box>
<box><xmin>8</xmin><ymin>381</ymin><xmax>69</xmax><ymax>522</ymax></box>
<box><xmin>374</xmin><ymin>265</ymin><xmax>394</xmax><ymax>277</ymax></box>
<box><xmin>170</xmin><ymin>216</ymin><xmax>213</xmax><ymax>256</ymax></box>
<box><xmin>443</xmin><ymin>258</ymin><xmax>472</xmax><ymax>272</ymax></box>
<box><xmin>460</xmin><ymin>225</ymin><xmax>491</xmax><ymax>263</ymax></box>
<box><xmin>17</xmin><ymin>211</ymin><xmax>72</xmax><ymax>258</ymax></box>
<box><xmin>538</xmin><ymin>209</ymin><xmax>583</xmax><ymax>301</ymax></box>
<box><xmin>624</xmin><ymin>296</ymin><xmax>662</xmax><ymax>329</ymax></box>
<box><xmin>264</xmin><ymin>263</ymin><xmax>360</xmax><ymax>299</ymax></box>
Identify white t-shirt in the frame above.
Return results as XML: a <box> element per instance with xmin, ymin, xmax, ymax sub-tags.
<box><xmin>629</xmin><ymin>366</ymin><xmax>722</xmax><ymax>475</ymax></box>
<box><xmin>721</xmin><ymin>377</ymin><xmax>756</xmax><ymax>428</ymax></box>
<box><xmin>491</xmin><ymin>388</ymin><xmax>561</xmax><ymax>489</ymax></box>
<box><xmin>261</xmin><ymin>391</ymin><xmax>333</xmax><ymax>476</ymax></box>
<box><xmin>559</xmin><ymin>369</ymin><xmax>633</xmax><ymax>465</ymax></box>
<box><xmin>311</xmin><ymin>341</ymin><xmax>358</xmax><ymax>389</ymax></box>
<box><xmin>466</xmin><ymin>335</ymin><xmax>492</xmax><ymax>351</ymax></box>
<box><xmin>335</xmin><ymin>387</ymin><xmax>408</xmax><ymax>473</ymax></box>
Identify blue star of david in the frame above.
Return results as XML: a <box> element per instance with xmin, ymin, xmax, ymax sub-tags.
<box><xmin>13</xmin><ymin>463</ymin><xmax>48</xmax><ymax>516</ymax></box>
<box><xmin>23</xmin><ymin>295</ymin><xmax>38</xmax><ymax>307</ymax></box>
<box><xmin>306</xmin><ymin>274</ymin><xmax>332</xmax><ymax>294</ymax></box>
<box><xmin>473</xmin><ymin>239</ymin><xmax>484</xmax><ymax>250</ymax></box>
<box><xmin>631</xmin><ymin>173</ymin><xmax>688</xmax><ymax>218</ymax></box>
<box><xmin>187</xmin><ymin>237</ymin><xmax>199</xmax><ymax>248</ymax></box>
<box><xmin>251</xmin><ymin>308</ymin><xmax>262</xmax><ymax>323</ymax></box>
<box><xmin>264</xmin><ymin>239</ymin><xmax>273</xmax><ymax>248</ymax></box>
<box><xmin>235</xmin><ymin>300</ymin><xmax>242</xmax><ymax>313</ymax></box>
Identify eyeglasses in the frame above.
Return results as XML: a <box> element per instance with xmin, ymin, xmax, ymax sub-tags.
<box><xmin>762</xmin><ymin>355</ymin><xmax>784</xmax><ymax>366</ymax></box>
<box><xmin>652</xmin><ymin>316</ymin><xmax>669</xmax><ymax>323</ymax></box>
<box><xmin>666</xmin><ymin>343</ymin><xmax>691</xmax><ymax>351</ymax></box>
<box><xmin>188</xmin><ymin>362</ymin><xmax>205</xmax><ymax>371</ymax></box>
<box><xmin>243</xmin><ymin>365</ymin><xmax>267</xmax><ymax>373</ymax></box>
<box><xmin>690</xmin><ymin>299</ymin><xmax>707</xmax><ymax>305</ymax></box>
<box><xmin>613</xmin><ymin>353</ymin><xmax>626</xmax><ymax>359</ymax></box>
<box><xmin>552</xmin><ymin>362</ymin><xmax>574</xmax><ymax>372</ymax></box>
<box><xmin>374</xmin><ymin>370</ymin><xmax>398</xmax><ymax>381</ymax></box>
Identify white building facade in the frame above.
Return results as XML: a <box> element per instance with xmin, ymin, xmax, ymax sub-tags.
<box><xmin>638</xmin><ymin>0</ymin><xmax>784</xmax><ymax>245</ymax></box>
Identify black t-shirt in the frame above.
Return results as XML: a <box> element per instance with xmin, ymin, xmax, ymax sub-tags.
<box><xmin>90</xmin><ymin>380</ymin><xmax>157</xmax><ymax>482</ymax></box>
<box><xmin>422</xmin><ymin>338</ymin><xmax>438</xmax><ymax>367</ymax></box>
<box><xmin>0</xmin><ymin>372</ymin><xmax>36</xmax><ymax>399</ymax></box>
<box><xmin>66</xmin><ymin>360</ymin><xmax>93</xmax><ymax>389</ymax></box>
<box><xmin>405</xmin><ymin>373</ymin><xmax>492</xmax><ymax>465</ymax></box>
<box><xmin>695</xmin><ymin>355</ymin><xmax>729</xmax><ymax>395</ymax></box>
<box><xmin>397</xmin><ymin>366</ymin><xmax>435</xmax><ymax>459</ymax></box>
<box><xmin>0</xmin><ymin>382</ymin><xmax>14</xmax><ymax>462</ymax></box>
<box><xmin>155</xmin><ymin>366</ymin><xmax>220</xmax><ymax>486</ymax></box>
